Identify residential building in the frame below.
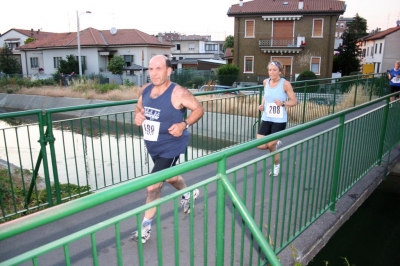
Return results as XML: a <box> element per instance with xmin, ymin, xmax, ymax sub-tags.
<box><xmin>0</xmin><ymin>28</ymin><xmax>55</xmax><ymax>50</ymax></box>
<box><xmin>359</xmin><ymin>24</ymin><xmax>400</xmax><ymax>73</ymax></box>
<box><xmin>159</xmin><ymin>32</ymin><xmax>225</xmax><ymax>70</ymax></box>
<box><xmin>334</xmin><ymin>16</ymin><xmax>354</xmax><ymax>50</ymax></box>
<box><xmin>227</xmin><ymin>0</ymin><xmax>346</xmax><ymax>83</ymax></box>
<box><xmin>2</xmin><ymin>27</ymin><xmax>173</xmax><ymax>85</ymax></box>
<box><xmin>0</xmin><ymin>29</ymin><xmax>56</xmax><ymax>70</ymax></box>
<box><xmin>334</xmin><ymin>16</ymin><xmax>368</xmax><ymax>52</ymax></box>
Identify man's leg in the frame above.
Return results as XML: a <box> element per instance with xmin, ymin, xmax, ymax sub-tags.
<box><xmin>132</xmin><ymin>156</ymin><xmax>178</xmax><ymax>243</ymax></box>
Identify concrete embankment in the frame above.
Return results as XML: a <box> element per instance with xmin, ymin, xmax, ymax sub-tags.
<box><xmin>0</xmin><ymin>93</ymin><xmax>136</xmax><ymax>117</ymax></box>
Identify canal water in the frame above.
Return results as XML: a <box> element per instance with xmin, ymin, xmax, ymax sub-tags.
<box><xmin>0</xmin><ymin>109</ymin><xmax>233</xmax><ymax>188</ymax></box>
<box><xmin>308</xmin><ymin>173</ymin><xmax>400</xmax><ymax>266</ymax></box>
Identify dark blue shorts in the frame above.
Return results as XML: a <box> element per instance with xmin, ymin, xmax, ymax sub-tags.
<box><xmin>258</xmin><ymin>121</ymin><xmax>286</xmax><ymax>136</ymax></box>
<box><xmin>151</xmin><ymin>156</ymin><xmax>179</xmax><ymax>173</ymax></box>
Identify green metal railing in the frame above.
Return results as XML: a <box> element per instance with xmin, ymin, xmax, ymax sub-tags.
<box><xmin>0</xmin><ymin>74</ymin><xmax>390</xmax><ymax>222</ymax></box>
<box><xmin>0</xmin><ymin>92</ymin><xmax>399</xmax><ymax>265</ymax></box>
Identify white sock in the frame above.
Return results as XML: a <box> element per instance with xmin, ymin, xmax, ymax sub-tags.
<box><xmin>142</xmin><ymin>217</ymin><xmax>152</xmax><ymax>229</ymax></box>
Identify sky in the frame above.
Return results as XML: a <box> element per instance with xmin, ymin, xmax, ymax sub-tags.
<box><xmin>1</xmin><ymin>0</ymin><xmax>399</xmax><ymax>41</ymax></box>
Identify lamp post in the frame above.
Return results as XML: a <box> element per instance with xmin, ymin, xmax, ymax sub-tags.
<box><xmin>77</xmin><ymin>11</ymin><xmax>91</xmax><ymax>77</ymax></box>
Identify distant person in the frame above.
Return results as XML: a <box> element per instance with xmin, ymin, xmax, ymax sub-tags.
<box><xmin>387</xmin><ymin>60</ymin><xmax>400</xmax><ymax>102</ymax></box>
<box><xmin>257</xmin><ymin>61</ymin><xmax>297</xmax><ymax>177</ymax></box>
<box><xmin>132</xmin><ymin>55</ymin><xmax>204</xmax><ymax>243</ymax></box>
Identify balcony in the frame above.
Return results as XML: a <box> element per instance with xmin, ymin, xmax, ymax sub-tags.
<box><xmin>258</xmin><ymin>36</ymin><xmax>306</xmax><ymax>54</ymax></box>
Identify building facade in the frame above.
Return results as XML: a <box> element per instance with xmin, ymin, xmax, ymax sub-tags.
<box><xmin>227</xmin><ymin>0</ymin><xmax>345</xmax><ymax>83</ymax></box>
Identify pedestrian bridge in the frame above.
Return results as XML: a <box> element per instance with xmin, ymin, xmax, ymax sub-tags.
<box><xmin>0</xmin><ymin>74</ymin><xmax>399</xmax><ymax>265</ymax></box>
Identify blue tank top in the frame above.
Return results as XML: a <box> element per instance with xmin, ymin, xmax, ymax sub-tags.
<box><xmin>261</xmin><ymin>78</ymin><xmax>288</xmax><ymax>123</ymax></box>
<box><xmin>142</xmin><ymin>82</ymin><xmax>190</xmax><ymax>158</ymax></box>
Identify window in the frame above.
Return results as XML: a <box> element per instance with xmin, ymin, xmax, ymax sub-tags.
<box><xmin>176</xmin><ymin>44</ymin><xmax>181</xmax><ymax>50</ymax></box>
<box><xmin>379</xmin><ymin>43</ymin><xmax>382</xmax><ymax>54</ymax></box>
<box><xmin>374</xmin><ymin>44</ymin><xmax>378</xmax><ymax>54</ymax></box>
<box><xmin>271</xmin><ymin>57</ymin><xmax>292</xmax><ymax>77</ymax></box>
<box><xmin>53</xmin><ymin>57</ymin><xmax>62</xmax><ymax>68</ymax></box>
<box><xmin>188</xmin><ymin>42</ymin><xmax>195</xmax><ymax>50</ymax></box>
<box><xmin>30</xmin><ymin>57</ymin><xmax>39</xmax><ymax>68</ymax></box>
<box><xmin>244</xmin><ymin>56</ymin><xmax>254</xmax><ymax>73</ymax></box>
<box><xmin>312</xmin><ymin>19</ymin><xmax>323</xmax><ymax>37</ymax></box>
<box><xmin>205</xmin><ymin>44</ymin><xmax>218</xmax><ymax>51</ymax></box>
<box><xmin>362</xmin><ymin>49</ymin><xmax>366</xmax><ymax>58</ymax></box>
<box><xmin>245</xmin><ymin>20</ymin><xmax>255</xmax><ymax>38</ymax></box>
<box><xmin>310</xmin><ymin>57</ymin><xmax>321</xmax><ymax>75</ymax></box>
<box><xmin>273</xmin><ymin>21</ymin><xmax>294</xmax><ymax>45</ymax></box>
<box><xmin>124</xmin><ymin>55</ymin><xmax>134</xmax><ymax>67</ymax></box>
<box><xmin>376</xmin><ymin>63</ymin><xmax>380</xmax><ymax>73</ymax></box>
<box><xmin>336</xmin><ymin>23</ymin><xmax>339</xmax><ymax>28</ymax></box>
<box><xmin>75</xmin><ymin>56</ymin><xmax>87</xmax><ymax>68</ymax></box>
<box><xmin>340</xmin><ymin>23</ymin><xmax>344</xmax><ymax>28</ymax></box>
<box><xmin>370</xmin><ymin>48</ymin><xmax>373</xmax><ymax>56</ymax></box>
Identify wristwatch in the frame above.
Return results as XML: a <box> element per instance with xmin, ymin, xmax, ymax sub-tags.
<box><xmin>183</xmin><ymin>120</ymin><xmax>189</xmax><ymax>129</ymax></box>
<box><xmin>282</xmin><ymin>101</ymin><xmax>286</xmax><ymax>107</ymax></box>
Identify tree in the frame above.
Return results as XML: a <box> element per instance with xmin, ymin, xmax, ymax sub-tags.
<box><xmin>216</xmin><ymin>64</ymin><xmax>239</xmax><ymax>86</ymax></box>
<box><xmin>223</xmin><ymin>35</ymin><xmax>234</xmax><ymax>50</ymax></box>
<box><xmin>24</xmin><ymin>37</ymin><xmax>35</xmax><ymax>44</ymax></box>
<box><xmin>335</xmin><ymin>14</ymin><xmax>368</xmax><ymax>76</ymax></box>
<box><xmin>0</xmin><ymin>43</ymin><xmax>22</xmax><ymax>74</ymax></box>
<box><xmin>107</xmin><ymin>56</ymin><xmax>125</xmax><ymax>83</ymax></box>
<box><xmin>107</xmin><ymin>56</ymin><xmax>124</xmax><ymax>75</ymax></box>
<box><xmin>58</xmin><ymin>54</ymin><xmax>82</xmax><ymax>75</ymax></box>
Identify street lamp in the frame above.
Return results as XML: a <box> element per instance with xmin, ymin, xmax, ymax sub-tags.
<box><xmin>77</xmin><ymin>10</ymin><xmax>91</xmax><ymax>77</ymax></box>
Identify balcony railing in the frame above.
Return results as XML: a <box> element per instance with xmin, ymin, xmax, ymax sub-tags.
<box><xmin>259</xmin><ymin>37</ymin><xmax>297</xmax><ymax>47</ymax></box>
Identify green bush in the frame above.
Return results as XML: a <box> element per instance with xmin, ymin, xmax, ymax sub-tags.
<box><xmin>124</xmin><ymin>79</ymin><xmax>136</xmax><ymax>86</ymax></box>
<box><xmin>189</xmin><ymin>76</ymin><xmax>205</xmax><ymax>89</ymax></box>
<box><xmin>216</xmin><ymin>64</ymin><xmax>239</xmax><ymax>86</ymax></box>
<box><xmin>94</xmin><ymin>83</ymin><xmax>120</xmax><ymax>93</ymax></box>
<box><xmin>294</xmin><ymin>70</ymin><xmax>319</xmax><ymax>93</ymax></box>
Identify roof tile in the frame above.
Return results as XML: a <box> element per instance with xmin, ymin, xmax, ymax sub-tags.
<box><xmin>228</xmin><ymin>0</ymin><xmax>345</xmax><ymax>15</ymax></box>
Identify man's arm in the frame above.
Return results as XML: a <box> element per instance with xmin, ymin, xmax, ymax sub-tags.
<box><xmin>134</xmin><ymin>84</ymin><xmax>148</xmax><ymax>126</ymax></box>
<box><xmin>175</xmin><ymin>86</ymin><xmax>204</xmax><ymax>126</ymax></box>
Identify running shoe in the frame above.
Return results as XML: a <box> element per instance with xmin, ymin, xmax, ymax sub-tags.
<box><xmin>181</xmin><ymin>189</ymin><xmax>200</xmax><ymax>214</ymax></box>
<box><xmin>131</xmin><ymin>227</ymin><xmax>151</xmax><ymax>243</ymax></box>
<box><xmin>269</xmin><ymin>164</ymin><xmax>280</xmax><ymax>177</ymax></box>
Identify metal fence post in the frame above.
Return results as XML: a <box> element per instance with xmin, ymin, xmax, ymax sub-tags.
<box><xmin>45</xmin><ymin>112</ymin><xmax>62</xmax><ymax>204</ymax></box>
<box><xmin>216</xmin><ymin>157</ymin><xmax>226</xmax><ymax>266</ymax></box>
<box><xmin>37</xmin><ymin>111</ymin><xmax>54</xmax><ymax>206</ymax></box>
<box><xmin>329</xmin><ymin>115</ymin><xmax>345</xmax><ymax>212</ymax></box>
<box><xmin>377</xmin><ymin>97</ymin><xmax>390</xmax><ymax>165</ymax></box>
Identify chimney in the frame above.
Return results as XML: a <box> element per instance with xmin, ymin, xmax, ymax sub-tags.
<box><xmin>298</xmin><ymin>0</ymin><xmax>304</xmax><ymax>10</ymax></box>
<box><xmin>239</xmin><ymin>0</ymin><xmax>243</xmax><ymax>7</ymax></box>
<box><xmin>37</xmin><ymin>29</ymin><xmax>40</xmax><ymax>34</ymax></box>
<box><xmin>158</xmin><ymin>34</ymin><xmax>163</xmax><ymax>43</ymax></box>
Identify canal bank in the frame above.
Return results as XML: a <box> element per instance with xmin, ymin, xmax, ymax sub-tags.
<box><xmin>277</xmin><ymin>146</ymin><xmax>400</xmax><ymax>266</ymax></box>
<box><xmin>308</xmin><ymin>169</ymin><xmax>400</xmax><ymax>266</ymax></box>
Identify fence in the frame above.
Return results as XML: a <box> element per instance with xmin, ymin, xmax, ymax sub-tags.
<box><xmin>0</xmin><ymin>74</ymin><xmax>390</xmax><ymax>222</ymax></box>
<box><xmin>0</xmin><ymin>92</ymin><xmax>399</xmax><ymax>265</ymax></box>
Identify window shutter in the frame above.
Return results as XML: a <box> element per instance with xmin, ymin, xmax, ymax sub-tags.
<box><xmin>246</xmin><ymin>21</ymin><xmax>254</xmax><ymax>37</ymax></box>
<box><xmin>313</xmin><ymin>20</ymin><xmax>323</xmax><ymax>37</ymax></box>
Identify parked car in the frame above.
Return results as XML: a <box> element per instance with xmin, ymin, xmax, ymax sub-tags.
<box><xmin>199</xmin><ymin>85</ymin><xmax>238</xmax><ymax>94</ymax></box>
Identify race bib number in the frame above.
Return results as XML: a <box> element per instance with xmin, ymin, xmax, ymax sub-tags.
<box><xmin>142</xmin><ymin>120</ymin><xmax>160</xmax><ymax>141</ymax></box>
<box><xmin>266</xmin><ymin>103</ymin><xmax>283</xmax><ymax>118</ymax></box>
<box><xmin>391</xmin><ymin>77</ymin><xmax>400</xmax><ymax>84</ymax></box>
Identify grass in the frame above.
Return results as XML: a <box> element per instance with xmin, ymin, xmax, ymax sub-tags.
<box><xmin>0</xmin><ymin>165</ymin><xmax>91</xmax><ymax>223</ymax></box>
